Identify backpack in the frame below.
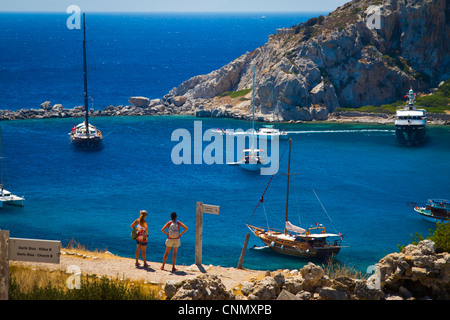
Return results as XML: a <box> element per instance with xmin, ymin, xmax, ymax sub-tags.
<box><xmin>168</xmin><ymin>221</ymin><xmax>180</xmax><ymax>238</ymax></box>
<box><xmin>131</xmin><ymin>227</ymin><xmax>137</xmax><ymax>240</ymax></box>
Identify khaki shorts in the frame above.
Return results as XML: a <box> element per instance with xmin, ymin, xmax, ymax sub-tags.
<box><xmin>166</xmin><ymin>238</ymin><xmax>180</xmax><ymax>248</ymax></box>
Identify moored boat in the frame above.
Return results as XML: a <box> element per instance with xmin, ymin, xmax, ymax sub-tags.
<box><xmin>247</xmin><ymin>139</ymin><xmax>345</xmax><ymax>259</ymax></box>
<box><xmin>240</xmin><ymin>148</ymin><xmax>265</xmax><ymax>171</ymax></box>
<box><xmin>414</xmin><ymin>199</ymin><xmax>450</xmax><ymax>223</ymax></box>
<box><xmin>69</xmin><ymin>13</ymin><xmax>103</xmax><ymax>149</ymax></box>
<box><xmin>0</xmin><ymin>128</ymin><xmax>24</xmax><ymax>208</ymax></box>
<box><xmin>0</xmin><ymin>188</ymin><xmax>24</xmax><ymax>207</ymax></box>
<box><xmin>256</xmin><ymin>125</ymin><xmax>289</xmax><ymax>140</ymax></box>
<box><xmin>239</xmin><ymin>66</ymin><xmax>266</xmax><ymax>172</ymax></box>
<box><xmin>395</xmin><ymin>88</ymin><xmax>427</xmax><ymax>145</ymax></box>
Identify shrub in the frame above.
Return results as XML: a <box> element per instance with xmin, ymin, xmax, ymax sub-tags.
<box><xmin>398</xmin><ymin>223</ymin><xmax>450</xmax><ymax>253</ymax></box>
<box><xmin>219</xmin><ymin>88</ymin><xmax>252</xmax><ymax>98</ymax></box>
<box><xmin>429</xmin><ymin>223</ymin><xmax>450</xmax><ymax>253</ymax></box>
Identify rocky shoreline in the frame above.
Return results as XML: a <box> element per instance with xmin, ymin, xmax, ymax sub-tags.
<box><xmin>1</xmin><ymin>97</ymin><xmax>449</xmax><ymax>125</ymax></box>
<box><xmin>165</xmin><ymin>240</ymin><xmax>450</xmax><ymax>300</ymax></box>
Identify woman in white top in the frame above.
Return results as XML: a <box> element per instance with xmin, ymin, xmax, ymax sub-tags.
<box><xmin>131</xmin><ymin>210</ymin><xmax>148</xmax><ymax>268</ymax></box>
<box><xmin>160</xmin><ymin>212</ymin><xmax>188</xmax><ymax>272</ymax></box>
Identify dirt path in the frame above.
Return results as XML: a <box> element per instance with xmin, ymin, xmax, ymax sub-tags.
<box><xmin>11</xmin><ymin>251</ymin><xmax>266</xmax><ymax>291</ymax></box>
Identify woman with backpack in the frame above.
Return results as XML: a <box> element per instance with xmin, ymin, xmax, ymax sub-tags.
<box><xmin>131</xmin><ymin>210</ymin><xmax>149</xmax><ymax>268</ymax></box>
<box><xmin>160</xmin><ymin>212</ymin><xmax>188</xmax><ymax>272</ymax></box>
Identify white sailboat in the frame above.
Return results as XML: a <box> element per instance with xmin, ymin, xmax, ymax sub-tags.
<box><xmin>69</xmin><ymin>13</ymin><xmax>103</xmax><ymax>149</ymax></box>
<box><xmin>0</xmin><ymin>128</ymin><xmax>24</xmax><ymax>208</ymax></box>
<box><xmin>240</xmin><ymin>66</ymin><xmax>266</xmax><ymax>172</ymax></box>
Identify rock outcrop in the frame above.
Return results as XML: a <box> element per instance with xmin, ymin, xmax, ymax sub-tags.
<box><xmin>164</xmin><ymin>0</ymin><xmax>450</xmax><ymax>121</ymax></box>
<box><xmin>163</xmin><ymin>240</ymin><xmax>450</xmax><ymax>300</ymax></box>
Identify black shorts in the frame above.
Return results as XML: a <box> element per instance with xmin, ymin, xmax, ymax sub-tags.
<box><xmin>136</xmin><ymin>239</ymin><xmax>147</xmax><ymax>246</ymax></box>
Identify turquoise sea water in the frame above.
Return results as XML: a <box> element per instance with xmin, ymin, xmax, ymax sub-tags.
<box><xmin>0</xmin><ymin>116</ymin><xmax>449</xmax><ymax>273</ymax></box>
<box><xmin>0</xmin><ymin>13</ymin><xmax>449</xmax><ymax>273</ymax></box>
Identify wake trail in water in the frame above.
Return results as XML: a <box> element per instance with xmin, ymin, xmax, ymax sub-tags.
<box><xmin>285</xmin><ymin>129</ymin><xmax>395</xmax><ymax>134</ymax></box>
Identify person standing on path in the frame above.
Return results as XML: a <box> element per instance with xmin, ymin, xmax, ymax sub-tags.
<box><xmin>160</xmin><ymin>212</ymin><xmax>188</xmax><ymax>272</ymax></box>
<box><xmin>131</xmin><ymin>210</ymin><xmax>149</xmax><ymax>268</ymax></box>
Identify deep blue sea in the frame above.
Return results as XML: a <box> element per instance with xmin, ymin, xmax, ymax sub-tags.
<box><xmin>0</xmin><ymin>13</ymin><xmax>449</xmax><ymax>274</ymax></box>
<box><xmin>0</xmin><ymin>12</ymin><xmax>317</xmax><ymax>110</ymax></box>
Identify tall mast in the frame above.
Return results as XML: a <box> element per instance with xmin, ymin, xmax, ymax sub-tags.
<box><xmin>250</xmin><ymin>65</ymin><xmax>255</xmax><ymax>150</ymax></box>
<box><xmin>0</xmin><ymin>128</ymin><xmax>3</xmax><ymax>190</ymax></box>
<box><xmin>284</xmin><ymin>138</ymin><xmax>292</xmax><ymax>234</ymax></box>
<box><xmin>272</xmin><ymin>77</ymin><xmax>275</xmax><ymax>125</ymax></box>
<box><xmin>82</xmin><ymin>13</ymin><xmax>89</xmax><ymax>140</ymax></box>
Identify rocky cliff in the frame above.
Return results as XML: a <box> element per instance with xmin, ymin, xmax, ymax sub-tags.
<box><xmin>164</xmin><ymin>0</ymin><xmax>450</xmax><ymax>121</ymax></box>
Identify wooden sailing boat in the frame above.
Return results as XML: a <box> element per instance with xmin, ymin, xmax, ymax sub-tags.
<box><xmin>247</xmin><ymin>139</ymin><xmax>345</xmax><ymax>259</ymax></box>
<box><xmin>69</xmin><ymin>13</ymin><xmax>103</xmax><ymax>148</ymax></box>
<box><xmin>240</xmin><ymin>66</ymin><xmax>265</xmax><ymax>171</ymax></box>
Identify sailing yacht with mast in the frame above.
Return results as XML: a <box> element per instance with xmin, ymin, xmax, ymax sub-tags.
<box><xmin>247</xmin><ymin>139</ymin><xmax>344</xmax><ymax>259</ymax></box>
<box><xmin>240</xmin><ymin>66</ymin><xmax>266</xmax><ymax>171</ymax></box>
<box><xmin>69</xmin><ymin>13</ymin><xmax>103</xmax><ymax>148</ymax></box>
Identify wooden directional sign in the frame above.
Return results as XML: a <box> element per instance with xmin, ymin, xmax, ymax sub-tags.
<box><xmin>9</xmin><ymin>237</ymin><xmax>61</xmax><ymax>264</ymax></box>
<box><xmin>202</xmin><ymin>204</ymin><xmax>220</xmax><ymax>215</ymax></box>
<box><xmin>195</xmin><ymin>202</ymin><xmax>220</xmax><ymax>265</ymax></box>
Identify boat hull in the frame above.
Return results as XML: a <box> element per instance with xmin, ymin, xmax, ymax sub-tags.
<box><xmin>70</xmin><ymin>137</ymin><xmax>103</xmax><ymax>149</ymax></box>
<box><xmin>414</xmin><ymin>207</ymin><xmax>449</xmax><ymax>223</ymax></box>
<box><xmin>257</xmin><ymin>134</ymin><xmax>289</xmax><ymax>141</ymax></box>
<box><xmin>248</xmin><ymin>225</ymin><xmax>342</xmax><ymax>259</ymax></box>
<box><xmin>240</xmin><ymin>162</ymin><xmax>263</xmax><ymax>171</ymax></box>
<box><xmin>261</xmin><ymin>238</ymin><xmax>341</xmax><ymax>258</ymax></box>
<box><xmin>395</xmin><ymin>124</ymin><xmax>427</xmax><ymax>145</ymax></box>
<box><xmin>0</xmin><ymin>193</ymin><xmax>25</xmax><ymax>207</ymax></box>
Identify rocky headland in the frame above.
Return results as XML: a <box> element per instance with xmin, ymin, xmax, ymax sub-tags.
<box><xmin>1</xmin><ymin>0</ymin><xmax>449</xmax><ymax>125</ymax></box>
<box><xmin>162</xmin><ymin>0</ymin><xmax>450</xmax><ymax>122</ymax></box>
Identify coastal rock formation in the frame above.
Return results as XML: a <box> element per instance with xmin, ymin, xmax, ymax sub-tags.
<box><xmin>378</xmin><ymin>239</ymin><xmax>450</xmax><ymax>299</ymax></box>
<box><xmin>128</xmin><ymin>96</ymin><xmax>150</xmax><ymax>108</ymax></box>
<box><xmin>164</xmin><ymin>0</ymin><xmax>450</xmax><ymax>121</ymax></box>
<box><xmin>164</xmin><ymin>274</ymin><xmax>235</xmax><ymax>300</ymax></box>
<box><xmin>164</xmin><ymin>240</ymin><xmax>449</xmax><ymax>300</ymax></box>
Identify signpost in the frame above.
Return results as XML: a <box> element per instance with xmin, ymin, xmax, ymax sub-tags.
<box><xmin>195</xmin><ymin>202</ymin><xmax>219</xmax><ymax>266</ymax></box>
<box><xmin>0</xmin><ymin>230</ymin><xmax>61</xmax><ymax>300</ymax></box>
<box><xmin>9</xmin><ymin>237</ymin><xmax>61</xmax><ymax>264</ymax></box>
<box><xmin>0</xmin><ymin>230</ymin><xmax>9</xmax><ymax>300</ymax></box>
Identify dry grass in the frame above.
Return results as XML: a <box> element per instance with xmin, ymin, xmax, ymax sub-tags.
<box><xmin>322</xmin><ymin>261</ymin><xmax>369</xmax><ymax>280</ymax></box>
<box><xmin>9</xmin><ymin>264</ymin><xmax>163</xmax><ymax>300</ymax></box>
<box><xmin>9</xmin><ymin>240</ymin><xmax>163</xmax><ymax>299</ymax></box>
<box><xmin>63</xmin><ymin>239</ymin><xmax>120</xmax><ymax>260</ymax></box>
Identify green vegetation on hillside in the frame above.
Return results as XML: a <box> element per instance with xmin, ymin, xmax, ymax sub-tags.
<box><xmin>219</xmin><ymin>88</ymin><xmax>252</xmax><ymax>99</ymax></box>
<box><xmin>336</xmin><ymin>80</ymin><xmax>450</xmax><ymax>114</ymax></box>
